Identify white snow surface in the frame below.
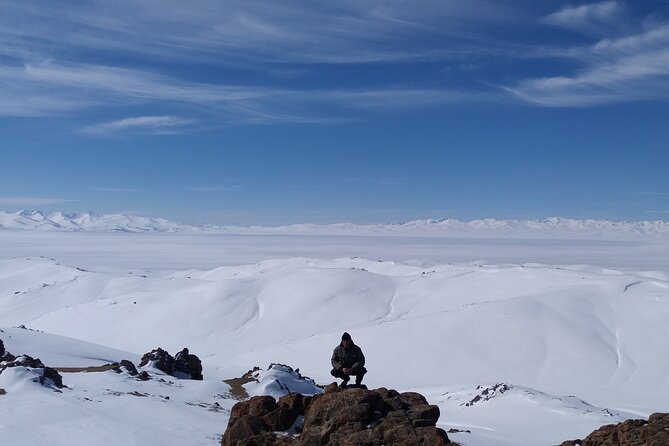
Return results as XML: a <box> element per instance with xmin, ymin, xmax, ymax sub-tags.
<box><xmin>1</xmin><ymin>227</ymin><xmax>668</xmax><ymax>445</ymax></box>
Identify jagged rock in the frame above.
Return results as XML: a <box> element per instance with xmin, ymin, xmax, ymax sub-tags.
<box><xmin>559</xmin><ymin>413</ymin><xmax>669</xmax><ymax>446</ymax></box>
<box><xmin>42</xmin><ymin>366</ymin><xmax>65</xmax><ymax>388</ymax></box>
<box><xmin>221</xmin><ymin>386</ymin><xmax>452</xmax><ymax>446</ymax></box>
<box><xmin>0</xmin><ymin>354</ymin><xmax>65</xmax><ymax>388</ymax></box>
<box><xmin>173</xmin><ymin>348</ymin><xmax>203</xmax><ymax>380</ymax></box>
<box><xmin>139</xmin><ymin>347</ymin><xmax>203</xmax><ymax>380</ymax></box>
<box><xmin>116</xmin><ymin>359</ymin><xmax>139</xmax><ymax>376</ymax></box>
<box><xmin>139</xmin><ymin>348</ymin><xmax>174</xmax><ymax>375</ymax></box>
<box><xmin>0</xmin><ymin>338</ymin><xmax>14</xmax><ymax>362</ymax></box>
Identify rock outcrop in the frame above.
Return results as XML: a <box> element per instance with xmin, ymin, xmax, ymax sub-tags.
<box><xmin>221</xmin><ymin>385</ymin><xmax>452</xmax><ymax>446</ymax></box>
<box><xmin>173</xmin><ymin>348</ymin><xmax>203</xmax><ymax>380</ymax></box>
<box><xmin>0</xmin><ymin>343</ymin><xmax>65</xmax><ymax>389</ymax></box>
<box><xmin>140</xmin><ymin>348</ymin><xmax>174</xmax><ymax>375</ymax></box>
<box><xmin>559</xmin><ymin>413</ymin><xmax>669</xmax><ymax>446</ymax></box>
<box><xmin>0</xmin><ymin>338</ymin><xmax>14</xmax><ymax>362</ymax></box>
<box><xmin>139</xmin><ymin>347</ymin><xmax>203</xmax><ymax>380</ymax></box>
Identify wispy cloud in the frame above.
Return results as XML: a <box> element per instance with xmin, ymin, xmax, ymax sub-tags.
<box><xmin>81</xmin><ymin>116</ymin><xmax>196</xmax><ymax>135</ymax></box>
<box><xmin>0</xmin><ymin>60</ymin><xmax>491</xmax><ymax>121</ymax></box>
<box><xmin>95</xmin><ymin>187</ymin><xmax>144</xmax><ymax>193</ymax></box>
<box><xmin>186</xmin><ymin>186</ymin><xmax>240</xmax><ymax>192</ymax></box>
<box><xmin>320</xmin><ymin>88</ymin><xmax>493</xmax><ymax>109</ymax></box>
<box><xmin>507</xmin><ymin>20</ymin><xmax>669</xmax><ymax>106</ymax></box>
<box><xmin>637</xmin><ymin>191</ymin><xmax>669</xmax><ymax>196</ymax></box>
<box><xmin>1</xmin><ymin>0</ymin><xmax>667</xmax><ymax>118</ymax></box>
<box><xmin>543</xmin><ymin>1</ymin><xmax>625</xmax><ymax>35</ymax></box>
<box><xmin>0</xmin><ymin>62</ymin><xmax>284</xmax><ymax>119</ymax></box>
<box><xmin>0</xmin><ymin>1</ymin><xmax>518</xmax><ymax>65</ymax></box>
<box><xmin>0</xmin><ymin>197</ymin><xmax>72</xmax><ymax>206</ymax></box>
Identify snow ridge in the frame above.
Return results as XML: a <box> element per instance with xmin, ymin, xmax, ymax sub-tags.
<box><xmin>1</xmin><ymin>210</ymin><xmax>668</xmax><ymax>237</ymax></box>
<box><xmin>0</xmin><ymin>210</ymin><xmax>183</xmax><ymax>233</ymax></box>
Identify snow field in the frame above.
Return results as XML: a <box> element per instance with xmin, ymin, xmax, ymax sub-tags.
<box><xmin>1</xmin><ymin>232</ymin><xmax>668</xmax><ymax>445</ymax></box>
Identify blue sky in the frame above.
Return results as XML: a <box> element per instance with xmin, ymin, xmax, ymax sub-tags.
<box><xmin>0</xmin><ymin>0</ymin><xmax>667</xmax><ymax>225</ymax></box>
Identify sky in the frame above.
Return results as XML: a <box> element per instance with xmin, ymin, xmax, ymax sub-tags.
<box><xmin>0</xmin><ymin>0</ymin><xmax>668</xmax><ymax>225</ymax></box>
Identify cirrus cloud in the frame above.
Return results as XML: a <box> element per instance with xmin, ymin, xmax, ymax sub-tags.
<box><xmin>81</xmin><ymin>116</ymin><xmax>197</xmax><ymax>135</ymax></box>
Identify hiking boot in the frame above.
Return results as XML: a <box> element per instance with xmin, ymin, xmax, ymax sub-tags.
<box><xmin>355</xmin><ymin>369</ymin><xmax>366</xmax><ymax>386</ymax></box>
<box><xmin>341</xmin><ymin>376</ymin><xmax>350</xmax><ymax>387</ymax></box>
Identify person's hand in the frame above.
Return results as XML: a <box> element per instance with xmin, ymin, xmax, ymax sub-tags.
<box><xmin>343</xmin><ymin>368</ymin><xmax>350</xmax><ymax>375</ymax></box>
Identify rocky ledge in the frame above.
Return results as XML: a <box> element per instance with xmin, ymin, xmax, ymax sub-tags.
<box><xmin>559</xmin><ymin>412</ymin><xmax>669</xmax><ymax>446</ymax></box>
<box><xmin>221</xmin><ymin>384</ymin><xmax>453</xmax><ymax>446</ymax></box>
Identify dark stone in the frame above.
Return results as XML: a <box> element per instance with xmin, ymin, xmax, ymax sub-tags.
<box><xmin>118</xmin><ymin>359</ymin><xmax>139</xmax><ymax>376</ymax></box>
<box><xmin>140</xmin><ymin>347</ymin><xmax>203</xmax><ymax>380</ymax></box>
<box><xmin>559</xmin><ymin>413</ymin><xmax>669</xmax><ymax>446</ymax></box>
<box><xmin>42</xmin><ymin>366</ymin><xmax>64</xmax><ymax>388</ymax></box>
<box><xmin>0</xmin><ymin>338</ymin><xmax>4</xmax><ymax>356</ymax></box>
<box><xmin>139</xmin><ymin>348</ymin><xmax>174</xmax><ymax>375</ymax></box>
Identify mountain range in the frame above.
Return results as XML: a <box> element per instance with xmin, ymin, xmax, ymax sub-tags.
<box><xmin>1</xmin><ymin>210</ymin><xmax>668</xmax><ymax>237</ymax></box>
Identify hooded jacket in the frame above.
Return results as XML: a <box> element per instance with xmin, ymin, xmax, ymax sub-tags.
<box><xmin>331</xmin><ymin>341</ymin><xmax>365</xmax><ymax>374</ymax></box>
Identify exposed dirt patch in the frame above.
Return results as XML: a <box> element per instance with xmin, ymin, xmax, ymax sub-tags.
<box><xmin>223</xmin><ymin>367</ymin><xmax>261</xmax><ymax>400</ymax></box>
<box><xmin>56</xmin><ymin>363</ymin><xmax>120</xmax><ymax>373</ymax></box>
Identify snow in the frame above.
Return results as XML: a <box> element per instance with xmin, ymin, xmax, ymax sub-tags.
<box><xmin>2</xmin><ymin>210</ymin><xmax>669</xmax><ymax>238</ymax></box>
<box><xmin>1</xmin><ymin>221</ymin><xmax>668</xmax><ymax>445</ymax></box>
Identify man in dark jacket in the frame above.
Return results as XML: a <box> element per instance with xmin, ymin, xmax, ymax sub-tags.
<box><xmin>331</xmin><ymin>332</ymin><xmax>367</xmax><ymax>386</ymax></box>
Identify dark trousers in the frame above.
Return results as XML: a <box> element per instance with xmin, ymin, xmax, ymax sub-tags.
<box><xmin>331</xmin><ymin>367</ymin><xmax>367</xmax><ymax>385</ymax></box>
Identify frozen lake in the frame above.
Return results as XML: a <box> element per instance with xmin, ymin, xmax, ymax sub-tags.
<box><xmin>1</xmin><ymin>231</ymin><xmax>667</xmax><ymax>272</ymax></box>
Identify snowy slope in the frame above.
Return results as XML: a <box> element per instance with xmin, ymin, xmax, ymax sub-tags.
<box><xmin>0</xmin><ymin>328</ymin><xmax>321</xmax><ymax>446</ymax></box>
<box><xmin>1</xmin><ymin>249</ymin><xmax>668</xmax><ymax>445</ymax></box>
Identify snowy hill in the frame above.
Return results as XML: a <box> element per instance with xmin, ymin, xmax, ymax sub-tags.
<box><xmin>1</xmin><ymin>210</ymin><xmax>668</xmax><ymax>238</ymax></box>
<box><xmin>1</xmin><ymin>251</ymin><xmax>668</xmax><ymax>445</ymax></box>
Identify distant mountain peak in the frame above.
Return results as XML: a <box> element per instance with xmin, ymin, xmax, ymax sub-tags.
<box><xmin>0</xmin><ymin>210</ymin><xmax>185</xmax><ymax>233</ymax></box>
<box><xmin>0</xmin><ymin>210</ymin><xmax>667</xmax><ymax>237</ymax></box>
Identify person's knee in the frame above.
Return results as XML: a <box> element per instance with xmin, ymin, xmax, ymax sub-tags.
<box><xmin>330</xmin><ymin>368</ymin><xmax>343</xmax><ymax>378</ymax></box>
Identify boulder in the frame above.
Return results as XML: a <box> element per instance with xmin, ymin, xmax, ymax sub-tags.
<box><xmin>221</xmin><ymin>386</ymin><xmax>452</xmax><ymax>446</ymax></box>
<box><xmin>117</xmin><ymin>359</ymin><xmax>140</xmax><ymax>376</ymax></box>
<box><xmin>140</xmin><ymin>347</ymin><xmax>203</xmax><ymax>380</ymax></box>
<box><xmin>173</xmin><ymin>347</ymin><xmax>203</xmax><ymax>380</ymax></box>
<box><xmin>559</xmin><ymin>413</ymin><xmax>669</xmax><ymax>446</ymax></box>
<box><xmin>139</xmin><ymin>348</ymin><xmax>174</xmax><ymax>375</ymax></box>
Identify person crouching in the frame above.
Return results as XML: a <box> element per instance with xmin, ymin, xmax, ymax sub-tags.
<box><xmin>330</xmin><ymin>332</ymin><xmax>367</xmax><ymax>387</ymax></box>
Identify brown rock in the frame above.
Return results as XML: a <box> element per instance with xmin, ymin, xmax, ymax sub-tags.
<box><xmin>559</xmin><ymin>413</ymin><xmax>669</xmax><ymax>446</ymax></box>
<box><xmin>221</xmin><ymin>386</ymin><xmax>453</xmax><ymax>446</ymax></box>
